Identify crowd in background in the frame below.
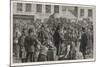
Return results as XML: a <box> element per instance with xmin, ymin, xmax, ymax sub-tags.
<box><xmin>13</xmin><ymin>14</ymin><xmax>94</xmax><ymax>63</ymax></box>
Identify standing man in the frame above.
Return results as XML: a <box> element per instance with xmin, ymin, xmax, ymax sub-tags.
<box><xmin>53</xmin><ymin>25</ymin><xmax>62</xmax><ymax>56</ymax></box>
<box><xmin>37</xmin><ymin>25</ymin><xmax>46</xmax><ymax>44</ymax></box>
<box><xmin>13</xmin><ymin>31</ymin><xmax>20</xmax><ymax>58</ymax></box>
<box><xmin>18</xmin><ymin>28</ymin><xmax>27</xmax><ymax>62</ymax></box>
<box><xmin>80</xmin><ymin>27</ymin><xmax>88</xmax><ymax>59</ymax></box>
<box><xmin>24</xmin><ymin>28</ymin><xmax>37</xmax><ymax>62</ymax></box>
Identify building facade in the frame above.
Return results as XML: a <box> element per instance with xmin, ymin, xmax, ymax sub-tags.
<box><xmin>12</xmin><ymin>1</ymin><xmax>77</xmax><ymax>22</ymax></box>
<box><xmin>11</xmin><ymin>1</ymin><xmax>95</xmax><ymax>32</ymax></box>
<box><xmin>78</xmin><ymin>6</ymin><xmax>95</xmax><ymax>22</ymax></box>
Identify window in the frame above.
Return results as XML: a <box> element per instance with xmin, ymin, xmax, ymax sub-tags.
<box><xmin>88</xmin><ymin>9</ymin><xmax>93</xmax><ymax>17</ymax></box>
<box><xmin>25</xmin><ymin>3</ymin><xmax>32</xmax><ymax>12</ymax></box>
<box><xmin>74</xmin><ymin>6</ymin><xmax>78</xmax><ymax>17</ymax></box>
<box><xmin>80</xmin><ymin>9</ymin><xmax>84</xmax><ymax>17</ymax></box>
<box><xmin>36</xmin><ymin>4</ymin><xmax>42</xmax><ymax>12</ymax></box>
<box><xmin>45</xmin><ymin>5</ymin><xmax>51</xmax><ymax>13</ymax></box>
<box><xmin>54</xmin><ymin>5</ymin><xmax>59</xmax><ymax>13</ymax></box>
<box><xmin>62</xmin><ymin>6</ymin><xmax>66</xmax><ymax>12</ymax></box>
<box><xmin>17</xmin><ymin>3</ymin><xmax>23</xmax><ymax>11</ymax></box>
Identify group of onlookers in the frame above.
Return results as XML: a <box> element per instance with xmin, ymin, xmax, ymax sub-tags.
<box><xmin>13</xmin><ymin>14</ymin><xmax>93</xmax><ymax>63</ymax></box>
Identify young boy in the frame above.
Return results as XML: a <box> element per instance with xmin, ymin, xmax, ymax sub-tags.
<box><xmin>75</xmin><ymin>40</ymin><xmax>83</xmax><ymax>59</ymax></box>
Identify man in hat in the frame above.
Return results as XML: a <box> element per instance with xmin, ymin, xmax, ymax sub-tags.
<box><xmin>37</xmin><ymin>24</ymin><xmax>46</xmax><ymax>44</ymax></box>
<box><xmin>53</xmin><ymin>25</ymin><xmax>62</xmax><ymax>56</ymax></box>
<box><xmin>80</xmin><ymin>27</ymin><xmax>88</xmax><ymax>59</ymax></box>
<box><xmin>18</xmin><ymin>28</ymin><xmax>27</xmax><ymax>62</ymax></box>
<box><xmin>24</xmin><ymin>28</ymin><xmax>37</xmax><ymax>62</ymax></box>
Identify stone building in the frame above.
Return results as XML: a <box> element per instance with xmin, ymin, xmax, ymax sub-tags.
<box><xmin>11</xmin><ymin>1</ymin><xmax>95</xmax><ymax>32</ymax></box>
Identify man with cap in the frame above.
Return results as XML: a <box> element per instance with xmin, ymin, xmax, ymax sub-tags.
<box><xmin>18</xmin><ymin>28</ymin><xmax>27</xmax><ymax>62</ymax></box>
<box><xmin>24</xmin><ymin>28</ymin><xmax>37</xmax><ymax>62</ymax></box>
<box><xmin>80</xmin><ymin>27</ymin><xmax>88</xmax><ymax>59</ymax></box>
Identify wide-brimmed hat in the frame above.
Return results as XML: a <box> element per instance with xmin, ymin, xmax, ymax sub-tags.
<box><xmin>28</xmin><ymin>28</ymin><xmax>33</xmax><ymax>34</ymax></box>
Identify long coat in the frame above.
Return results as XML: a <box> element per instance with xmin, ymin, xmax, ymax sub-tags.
<box><xmin>24</xmin><ymin>36</ymin><xmax>37</xmax><ymax>53</ymax></box>
<box><xmin>80</xmin><ymin>32</ymin><xmax>88</xmax><ymax>53</ymax></box>
<box><xmin>53</xmin><ymin>30</ymin><xmax>62</xmax><ymax>55</ymax></box>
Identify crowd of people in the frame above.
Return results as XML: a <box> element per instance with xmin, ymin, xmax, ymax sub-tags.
<box><xmin>13</xmin><ymin>14</ymin><xmax>94</xmax><ymax>63</ymax></box>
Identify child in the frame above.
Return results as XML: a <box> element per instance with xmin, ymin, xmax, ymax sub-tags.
<box><xmin>70</xmin><ymin>41</ymin><xmax>76</xmax><ymax>60</ymax></box>
<box><xmin>34</xmin><ymin>40</ymin><xmax>41</xmax><ymax>62</ymax></box>
<box><xmin>58</xmin><ymin>41</ymin><xmax>71</xmax><ymax>60</ymax></box>
<box><xmin>38</xmin><ymin>40</ymin><xmax>48</xmax><ymax>61</ymax></box>
<box><xmin>75</xmin><ymin>41</ymin><xmax>83</xmax><ymax>59</ymax></box>
<box><xmin>47</xmin><ymin>40</ymin><xmax>57</xmax><ymax>61</ymax></box>
<box><xmin>20</xmin><ymin>46</ymin><xmax>26</xmax><ymax>62</ymax></box>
